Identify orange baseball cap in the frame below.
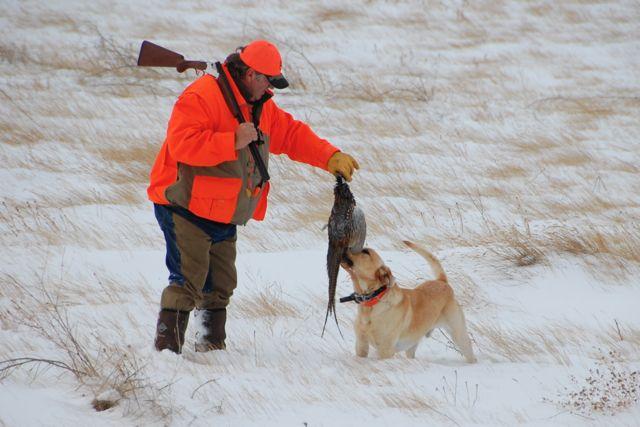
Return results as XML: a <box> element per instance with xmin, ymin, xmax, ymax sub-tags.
<box><xmin>239</xmin><ymin>40</ymin><xmax>289</xmax><ymax>89</ymax></box>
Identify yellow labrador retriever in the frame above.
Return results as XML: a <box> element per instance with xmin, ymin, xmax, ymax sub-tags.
<box><xmin>340</xmin><ymin>240</ymin><xmax>476</xmax><ymax>362</ymax></box>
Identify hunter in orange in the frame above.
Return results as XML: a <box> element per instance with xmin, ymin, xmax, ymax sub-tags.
<box><xmin>150</xmin><ymin>39</ymin><xmax>359</xmax><ymax>354</ymax></box>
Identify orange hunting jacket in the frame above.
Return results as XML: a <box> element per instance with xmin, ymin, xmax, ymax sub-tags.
<box><xmin>147</xmin><ymin>64</ymin><xmax>339</xmax><ymax>225</ymax></box>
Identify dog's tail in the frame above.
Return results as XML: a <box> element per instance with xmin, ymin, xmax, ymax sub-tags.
<box><xmin>403</xmin><ymin>240</ymin><xmax>447</xmax><ymax>282</ymax></box>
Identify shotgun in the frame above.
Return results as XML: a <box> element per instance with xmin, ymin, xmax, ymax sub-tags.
<box><xmin>137</xmin><ymin>40</ymin><xmax>208</xmax><ymax>73</ymax></box>
<box><xmin>137</xmin><ymin>41</ymin><xmax>270</xmax><ymax>185</ymax></box>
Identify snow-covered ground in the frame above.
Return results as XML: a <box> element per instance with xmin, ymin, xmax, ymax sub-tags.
<box><xmin>1</xmin><ymin>0</ymin><xmax>639</xmax><ymax>425</ymax></box>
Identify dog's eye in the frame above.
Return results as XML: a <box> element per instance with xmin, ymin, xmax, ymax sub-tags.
<box><xmin>361</xmin><ymin>249</ymin><xmax>370</xmax><ymax>255</ymax></box>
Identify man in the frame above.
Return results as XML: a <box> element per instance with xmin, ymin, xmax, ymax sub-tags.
<box><xmin>148</xmin><ymin>40</ymin><xmax>359</xmax><ymax>354</ymax></box>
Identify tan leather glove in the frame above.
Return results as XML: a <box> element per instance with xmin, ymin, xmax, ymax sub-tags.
<box><xmin>327</xmin><ymin>152</ymin><xmax>359</xmax><ymax>182</ymax></box>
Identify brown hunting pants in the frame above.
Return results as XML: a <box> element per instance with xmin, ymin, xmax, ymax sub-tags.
<box><xmin>154</xmin><ymin>204</ymin><xmax>237</xmax><ymax>312</ymax></box>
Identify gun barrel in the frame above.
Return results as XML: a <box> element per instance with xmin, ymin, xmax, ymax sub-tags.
<box><xmin>248</xmin><ymin>142</ymin><xmax>270</xmax><ymax>182</ymax></box>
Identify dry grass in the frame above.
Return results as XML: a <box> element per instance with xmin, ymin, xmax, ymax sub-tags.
<box><xmin>234</xmin><ymin>283</ymin><xmax>299</xmax><ymax>318</ymax></box>
<box><xmin>0</xmin><ymin>277</ymin><xmax>173</xmax><ymax>419</ymax></box>
<box><xmin>474</xmin><ymin>318</ymin><xmax>639</xmax><ymax>365</ymax></box>
<box><xmin>416</xmin><ymin>174</ymin><xmax>640</xmax><ymax>278</ymax></box>
<box><xmin>436</xmin><ymin>370</ymin><xmax>480</xmax><ymax>410</ymax></box>
<box><xmin>544</xmin><ymin>349</ymin><xmax>640</xmax><ymax>416</ymax></box>
<box><xmin>382</xmin><ymin>392</ymin><xmax>449</xmax><ymax>418</ymax></box>
<box><xmin>475</xmin><ymin>323</ymin><xmax>577</xmax><ymax>365</ymax></box>
<box><xmin>313</xmin><ymin>7</ymin><xmax>361</xmax><ymax>23</ymax></box>
<box><xmin>95</xmin><ymin>145</ymin><xmax>158</xmax><ymax>185</ymax></box>
<box><xmin>548</xmin><ymin>195</ymin><xmax>619</xmax><ymax>217</ymax></box>
<box><xmin>545</xmin><ymin>148</ymin><xmax>593</xmax><ymax>167</ymax></box>
<box><xmin>0</xmin><ymin>199</ymin><xmax>156</xmax><ymax>249</ymax></box>
<box><xmin>489</xmin><ymin>226</ymin><xmax>547</xmax><ymax>268</ymax></box>
<box><xmin>520</xmin><ymin>223</ymin><xmax>634</xmax><ymax>279</ymax></box>
<box><xmin>0</xmin><ymin>87</ymin><xmax>47</xmax><ymax>145</ymax></box>
<box><xmin>334</xmin><ymin>73</ymin><xmax>435</xmax><ymax>104</ymax></box>
<box><xmin>485</xmin><ymin>164</ymin><xmax>528</xmax><ymax>181</ymax></box>
<box><xmin>528</xmin><ymin>96</ymin><xmax>640</xmax><ymax>136</ymax></box>
<box><xmin>0</xmin><ymin>25</ymin><xmax>155</xmax><ymax>82</ymax></box>
<box><xmin>510</xmin><ymin>135</ymin><xmax>565</xmax><ymax>155</ymax></box>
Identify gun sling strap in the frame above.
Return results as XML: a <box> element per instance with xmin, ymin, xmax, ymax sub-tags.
<box><xmin>215</xmin><ymin>62</ymin><xmax>270</xmax><ymax>186</ymax></box>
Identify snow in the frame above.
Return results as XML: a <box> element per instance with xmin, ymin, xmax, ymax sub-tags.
<box><xmin>1</xmin><ymin>0</ymin><xmax>640</xmax><ymax>425</ymax></box>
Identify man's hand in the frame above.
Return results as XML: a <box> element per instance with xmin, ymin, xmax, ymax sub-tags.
<box><xmin>327</xmin><ymin>152</ymin><xmax>359</xmax><ymax>181</ymax></box>
<box><xmin>235</xmin><ymin>123</ymin><xmax>257</xmax><ymax>150</ymax></box>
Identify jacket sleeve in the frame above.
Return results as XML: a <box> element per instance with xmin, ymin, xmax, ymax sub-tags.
<box><xmin>165</xmin><ymin>92</ymin><xmax>237</xmax><ymax>167</ymax></box>
<box><xmin>267</xmin><ymin>101</ymin><xmax>339</xmax><ymax>170</ymax></box>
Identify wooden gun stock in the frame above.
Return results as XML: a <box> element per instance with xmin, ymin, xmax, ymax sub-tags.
<box><xmin>137</xmin><ymin>40</ymin><xmax>208</xmax><ymax>73</ymax></box>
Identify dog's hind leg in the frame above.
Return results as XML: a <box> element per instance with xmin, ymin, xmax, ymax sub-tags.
<box><xmin>442</xmin><ymin>301</ymin><xmax>477</xmax><ymax>363</ymax></box>
<box><xmin>405</xmin><ymin>343</ymin><xmax>418</xmax><ymax>359</ymax></box>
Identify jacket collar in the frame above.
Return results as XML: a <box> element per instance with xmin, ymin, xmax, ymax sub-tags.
<box><xmin>220</xmin><ymin>63</ymin><xmax>273</xmax><ymax>110</ymax></box>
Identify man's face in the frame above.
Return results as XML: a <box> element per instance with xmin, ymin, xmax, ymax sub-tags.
<box><xmin>243</xmin><ymin>69</ymin><xmax>272</xmax><ymax>102</ymax></box>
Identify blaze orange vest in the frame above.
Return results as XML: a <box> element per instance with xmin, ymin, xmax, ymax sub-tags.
<box><xmin>147</xmin><ymin>65</ymin><xmax>339</xmax><ymax>225</ymax></box>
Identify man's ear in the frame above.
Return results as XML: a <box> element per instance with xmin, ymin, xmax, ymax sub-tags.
<box><xmin>245</xmin><ymin>68</ymin><xmax>256</xmax><ymax>81</ymax></box>
<box><xmin>375</xmin><ymin>266</ymin><xmax>392</xmax><ymax>287</ymax></box>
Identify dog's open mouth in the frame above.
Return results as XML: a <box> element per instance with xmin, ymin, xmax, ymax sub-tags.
<box><xmin>340</xmin><ymin>252</ymin><xmax>354</xmax><ymax>269</ymax></box>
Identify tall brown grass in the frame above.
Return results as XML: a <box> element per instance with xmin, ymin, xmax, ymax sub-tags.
<box><xmin>0</xmin><ymin>277</ymin><xmax>173</xmax><ymax>418</ymax></box>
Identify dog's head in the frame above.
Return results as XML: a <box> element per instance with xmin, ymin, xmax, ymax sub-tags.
<box><xmin>341</xmin><ymin>248</ymin><xmax>394</xmax><ymax>293</ymax></box>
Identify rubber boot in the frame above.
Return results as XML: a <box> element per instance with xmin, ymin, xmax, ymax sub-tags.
<box><xmin>154</xmin><ymin>309</ymin><xmax>189</xmax><ymax>354</ymax></box>
<box><xmin>194</xmin><ymin>308</ymin><xmax>227</xmax><ymax>352</ymax></box>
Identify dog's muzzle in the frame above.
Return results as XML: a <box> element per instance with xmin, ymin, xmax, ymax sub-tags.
<box><xmin>341</xmin><ymin>252</ymin><xmax>353</xmax><ymax>268</ymax></box>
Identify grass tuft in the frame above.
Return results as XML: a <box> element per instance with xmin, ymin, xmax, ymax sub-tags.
<box><xmin>544</xmin><ymin>349</ymin><xmax>640</xmax><ymax>416</ymax></box>
<box><xmin>92</xmin><ymin>398</ymin><xmax>118</xmax><ymax>412</ymax></box>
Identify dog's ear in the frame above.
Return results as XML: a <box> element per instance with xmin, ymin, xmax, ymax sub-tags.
<box><xmin>375</xmin><ymin>266</ymin><xmax>393</xmax><ymax>287</ymax></box>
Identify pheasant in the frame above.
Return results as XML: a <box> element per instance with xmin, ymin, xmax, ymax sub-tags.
<box><xmin>323</xmin><ymin>175</ymin><xmax>366</xmax><ymax>336</ymax></box>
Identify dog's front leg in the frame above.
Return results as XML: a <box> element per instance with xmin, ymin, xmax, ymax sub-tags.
<box><xmin>377</xmin><ymin>343</ymin><xmax>395</xmax><ymax>359</ymax></box>
<box><xmin>355</xmin><ymin>331</ymin><xmax>369</xmax><ymax>357</ymax></box>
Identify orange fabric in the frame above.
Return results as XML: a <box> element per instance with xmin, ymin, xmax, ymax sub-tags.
<box><xmin>239</xmin><ymin>40</ymin><xmax>282</xmax><ymax>76</ymax></box>
<box><xmin>252</xmin><ymin>181</ymin><xmax>270</xmax><ymax>221</ymax></box>
<box><xmin>147</xmin><ymin>65</ymin><xmax>339</xmax><ymax>222</ymax></box>
<box><xmin>361</xmin><ymin>288</ymin><xmax>389</xmax><ymax>307</ymax></box>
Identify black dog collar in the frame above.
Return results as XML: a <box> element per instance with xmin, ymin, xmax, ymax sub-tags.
<box><xmin>340</xmin><ymin>285</ymin><xmax>388</xmax><ymax>305</ymax></box>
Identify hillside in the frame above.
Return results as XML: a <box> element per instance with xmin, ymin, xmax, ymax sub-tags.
<box><xmin>1</xmin><ymin>1</ymin><xmax>639</xmax><ymax>425</ymax></box>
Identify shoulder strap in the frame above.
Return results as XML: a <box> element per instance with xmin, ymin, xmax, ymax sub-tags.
<box><xmin>215</xmin><ymin>62</ymin><xmax>245</xmax><ymax>124</ymax></box>
<box><xmin>214</xmin><ymin>62</ymin><xmax>270</xmax><ymax>185</ymax></box>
